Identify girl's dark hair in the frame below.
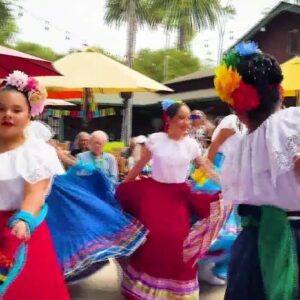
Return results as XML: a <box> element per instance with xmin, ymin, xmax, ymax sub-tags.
<box><xmin>236</xmin><ymin>53</ymin><xmax>283</xmax><ymax>127</ymax></box>
<box><xmin>0</xmin><ymin>85</ymin><xmax>31</xmax><ymax>110</ymax></box>
<box><xmin>165</xmin><ymin>102</ymin><xmax>185</xmax><ymax>119</ymax></box>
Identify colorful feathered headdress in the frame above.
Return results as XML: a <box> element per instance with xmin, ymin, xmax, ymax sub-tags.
<box><xmin>214</xmin><ymin>41</ymin><xmax>264</xmax><ymax>112</ymax></box>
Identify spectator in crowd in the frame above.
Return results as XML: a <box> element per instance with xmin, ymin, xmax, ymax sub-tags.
<box><xmin>121</xmin><ymin>138</ymin><xmax>136</xmax><ymax>159</ymax></box>
<box><xmin>127</xmin><ymin>135</ymin><xmax>151</xmax><ymax>176</ymax></box>
<box><xmin>71</xmin><ymin>131</ymin><xmax>90</xmax><ymax>156</ymax></box>
<box><xmin>77</xmin><ymin>131</ymin><xmax>119</xmax><ymax>184</ymax></box>
<box><xmin>214</xmin><ymin>116</ymin><xmax>225</xmax><ymax>127</ymax></box>
<box><xmin>189</xmin><ymin>110</ymin><xmax>215</xmax><ymax>151</ymax></box>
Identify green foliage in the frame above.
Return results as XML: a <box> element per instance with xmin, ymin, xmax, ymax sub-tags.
<box><xmin>104</xmin><ymin>0</ymin><xmax>153</xmax><ymax>27</ymax></box>
<box><xmin>150</xmin><ymin>0</ymin><xmax>222</xmax><ymax>31</ymax></box>
<box><xmin>13</xmin><ymin>42</ymin><xmax>62</xmax><ymax>61</ymax></box>
<box><xmin>133</xmin><ymin>48</ymin><xmax>200</xmax><ymax>82</ymax></box>
<box><xmin>149</xmin><ymin>0</ymin><xmax>222</xmax><ymax>49</ymax></box>
<box><xmin>0</xmin><ymin>1</ymin><xmax>18</xmax><ymax>44</ymax></box>
<box><xmin>84</xmin><ymin>46</ymin><xmax>125</xmax><ymax>63</ymax></box>
<box><xmin>0</xmin><ymin>17</ymin><xmax>17</xmax><ymax>45</ymax></box>
<box><xmin>0</xmin><ymin>0</ymin><xmax>11</xmax><ymax>28</ymax></box>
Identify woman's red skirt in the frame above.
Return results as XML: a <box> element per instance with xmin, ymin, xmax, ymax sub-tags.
<box><xmin>117</xmin><ymin>178</ymin><xmax>222</xmax><ymax>300</ymax></box>
<box><xmin>0</xmin><ymin>211</ymin><xmax>69</xmax><ymax>300</ymax></box>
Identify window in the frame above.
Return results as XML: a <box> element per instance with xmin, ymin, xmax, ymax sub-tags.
<box><xmin>287</xmin><ymin>29</ymin><xmax>299</xmax><ymax>55</ymax></box>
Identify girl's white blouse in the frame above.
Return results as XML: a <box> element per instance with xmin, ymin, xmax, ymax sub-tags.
<box><xmin>0</xmin><ymin>137</ymin><xmax>65</xmax><ymax>211</ymax></box>
<box><xmin>221</xmin><ymin>107</ymin><xmax>300</xmax><ymax>211</ymax></box>
<box><xmin>146</xmin><ymin>132</ymin><xmax>201</xmax><ymax>183</ymax></box>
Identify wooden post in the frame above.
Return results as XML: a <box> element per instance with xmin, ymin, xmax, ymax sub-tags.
<box><xmin>120</xmin><ymin>92</ymin><xmax>133</xmax><ymax>145</ymax></box>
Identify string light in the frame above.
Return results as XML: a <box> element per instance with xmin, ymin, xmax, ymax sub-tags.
<box><xmin>17</xmin><ymin>5</ymin><xmax>23</xmax><ymax>17</ymax></box>
<box><xmin>9</xmin><ymin>3</ymin><xmax>92</xmax><ymax>51</ymax></box>
<box><xmin>44</xmin><ymin>20</ymin><xmax>50</xmax><ymax>31</ymax></box>
<box><xmin>65</xmin><ymin>31</ymin><xmax>70</xmax><ymax>40</ymax></box>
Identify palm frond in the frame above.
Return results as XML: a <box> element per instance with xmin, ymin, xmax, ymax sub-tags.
<box><xmin>150</xmin><ymin>0</ymin><xmax>222</xmax><ymax>31</ymax></box>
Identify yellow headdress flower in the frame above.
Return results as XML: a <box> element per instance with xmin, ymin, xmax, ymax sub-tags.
<box><xmin>214</xmin><ymin>64</ymin><xmax>241</xmax><ymax>105</ymax></box>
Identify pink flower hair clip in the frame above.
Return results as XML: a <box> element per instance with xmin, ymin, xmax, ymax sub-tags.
<box><xmin>4</xmin><ymin>70</ymin><xmax>47</xmax><ymax>117</ymax></box>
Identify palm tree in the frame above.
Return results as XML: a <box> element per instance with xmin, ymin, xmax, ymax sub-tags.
<box><xmin>104</xmin><ymin>0</ymin><xmax>152</xmax><ymax>67</ymax></box>
<box><xmin>150</xmin><ymin>0</ymin><xmax>223</xmax><ymax>50</ymax></box>
<box><xmin>217</xmin><ymin>3</ymin><xmax>236</xmax><ymax>64</ymax></box>
<box><xmin>0</xmin><ymin>1</ymin><xmax>10</xmax><ymax>29</ymax></box>
<box><xmin>0</xmin><ymin>1</ymin><xmax>17</xmax><ymax>45</ymax></box>
<box><xmin>105</xmin><ymin>0</ymin><xmax>154</xmax><ymax>144</ymax></box>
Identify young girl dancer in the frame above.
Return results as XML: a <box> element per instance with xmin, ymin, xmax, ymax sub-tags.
<box><xmin>215</xmin><ymin>42</ymin><xmax>300</xmax><ymax>300</ymax></box>
<box><xmin>117</xmin><ymin>99</ymin><xmax>225</xmax><ymax>300</ymax></box>
<box><xmin>0</xmin><ymin>71</ymin><xmax>69</xmax><ymax>299</ymax></box>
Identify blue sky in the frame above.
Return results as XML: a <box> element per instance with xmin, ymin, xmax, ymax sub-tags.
<box><xmin>11</xmin><ymin>0</ymin><xmax>283</xmax><ymax>64</ymax></box>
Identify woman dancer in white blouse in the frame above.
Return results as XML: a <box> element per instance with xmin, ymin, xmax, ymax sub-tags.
<box><xmin>214</xmin><ymin>42</ymin><xmax>300</xmax><ymax>300</ymax></box>
<box><xmin>116</xmin><ymin>99</ymin><xmax>224</xmax><ymax>300</ymax></box>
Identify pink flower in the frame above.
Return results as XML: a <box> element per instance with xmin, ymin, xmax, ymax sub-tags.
<box><xmin>26</xmin><ymin>77</ymin><xmax>39</xmax><ymax>92</ymax></box>
<box><xmin>5</xmin><ymin>70</ymin><xmax>29</xmax><ymax>91</ymax></box>
<box><xmin>30</xmin><ymin>101</ymin><xmax>45</xmax><ymax>117</ymax></box>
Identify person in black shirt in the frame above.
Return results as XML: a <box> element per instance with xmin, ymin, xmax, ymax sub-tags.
<box><xmin>71</xmin><ymin>132</ymin><xmax>90</xmax><ymax>156</ymax></box>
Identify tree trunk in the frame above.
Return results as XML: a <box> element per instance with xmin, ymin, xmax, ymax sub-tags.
<box><xmin>177</xmin><ymin>25</ymin><xmax>187</xmax><ymax>50</ymax></box>
<box><xmin>81</xmin><ymin>87</ymin><xmax>91</xmax><ymax>127</ymax></box>
<box><xmin>177</xmin><ymin>25</ymin><xmax>192</xmax><ymax>51</ymax></box>
<box><xmin>126</xmin><ymin>0</ymin><xmax>137</xmax><ymax>67</ymax></box>
<box><xmin>122</xmin><ymin>0</ymin><xmax>136</xmax><ymax>144</ymax></box>
<box><xmin>121</xmin><ymin>92</ymin><xmax>133</xmax><ymax>145</ymax></box>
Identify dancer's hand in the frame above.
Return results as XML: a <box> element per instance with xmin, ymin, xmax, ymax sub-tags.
<box><xmin>11</xmin><ymin>221</ymin><xmax>30</xmax><ymax>241</ymax></box>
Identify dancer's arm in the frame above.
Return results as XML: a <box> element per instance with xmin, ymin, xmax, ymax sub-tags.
<box><xmin>207</xmin><ymin>128</ymin><xmax>235</xmax><ymax>163</ymax></box>
<box><xmin>194</xmin><ymin>156</ymin><xmax>220</xmax><ymax>185</ymax></box>
<box><xmin>124</xmin><ymin>148</ymin><xmax>151</xmax><ymax>182</ymax></box>
<box><xmin>294</xmin><ymin>156</ymin><xmax>300</xmax><ymax>180</ymax></box>
<box><xmin>11</xmin><ymin>179</ymin><xmax>50</xmax><ymax>240</ymax></box>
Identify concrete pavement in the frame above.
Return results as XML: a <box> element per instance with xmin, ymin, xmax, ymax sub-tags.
<box><xmin>69</xmin><ymin>260</ymin><xmax>225</xmax><ymax>300</ymax></box>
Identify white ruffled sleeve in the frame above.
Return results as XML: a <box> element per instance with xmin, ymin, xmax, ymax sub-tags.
<box><xmin>16</xmin><ymin>138</ymin><xmax>65</xmax><ymax>184</ymax></box>
<box><xmin>266</xmin><ymin>107</ymin><xmax>300</xmax><ymax>183</ymax></box>
<box><xmin>146</xmin><ymin>132</ymin><xmax>164</xmax><ymax>153</ymax></box>
<box><xmin>212</xmin><ymin>115</ymin><xmax>238</xmax><ymax>141</ymax></box>
<box><xmin>25</xmin><ymin>121</ymin><xmax>54</xmax><ymax>142</ymax></box>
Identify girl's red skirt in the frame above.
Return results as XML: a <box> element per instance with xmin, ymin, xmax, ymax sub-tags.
<box><xmin>0</xmin><ymin>211</ymin><xmax>69</xmax><ymax>300</ymax></box>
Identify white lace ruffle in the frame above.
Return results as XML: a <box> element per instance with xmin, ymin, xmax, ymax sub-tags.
<box><xmin>266</xmin><ymin>108</ymin><xmax>300</xmax><ymax>183</ymax></box>
<box><xmin>221</xmin><ymin>107</ymin><xmax>300</xmax><ymax>210</ymax></box>
<box><xmin>0</xmin><ymin>137</ymin><xmax>65</xmax><ymax>183</ymax></box>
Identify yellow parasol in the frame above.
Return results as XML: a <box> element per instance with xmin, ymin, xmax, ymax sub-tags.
<box><xmin>36</xmin><ymin>51</ymin><xmax>172</xmax><ymax>93</ymax></box>
<box><xmin>37</xmin><ymin>51</ymin><xmax>172</xmax><ymax>143</ymax></box>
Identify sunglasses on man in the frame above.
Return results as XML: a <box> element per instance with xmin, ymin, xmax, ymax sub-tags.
<box><xmin>190</xmin><ymin>115</ymin><xmax>201</xmax><ymax>120</ymax></box>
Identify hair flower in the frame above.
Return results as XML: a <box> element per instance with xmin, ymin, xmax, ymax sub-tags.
<box><xmin>231</xmin><ymin>81</ymin><xmax>260</xmax><ymax>112</ymax></box>
<box><xmin>161</xmin><ymin>98</ymin><xmax>182</xmax><ymax>111</ymax></box>
<box><xmin>3</xmin><ymin>70</ymin><xmax>47</xmax><ymax>116</ymax></box>
<box><xmin>234</xmin><ymin>41</ymin><xmax>260</xmax><ymax>57</ymax></box>
<box><xmin>26</xmin><ymin>77</ymin><xmax>39</xmax><ymax>92</ymax></box>
<box><xmin>5</xmin><ymin>71</ymin><xmax>29</xmax><ymax>91</ymax></box>
<box><xmin>214</xmin><ymin>64</ymin><xmax>241</xmax><ymax>105</ymax></box>
<box><xmin>222</xmin><ymin>51</ymin><xmax>240</xmax><ymax>69</ymax></box>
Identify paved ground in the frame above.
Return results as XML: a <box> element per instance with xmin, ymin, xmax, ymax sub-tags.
<box><xmin>69</xmin><ymin>260</ymin><xmax>225</xmax><ymax>300</ymax></box>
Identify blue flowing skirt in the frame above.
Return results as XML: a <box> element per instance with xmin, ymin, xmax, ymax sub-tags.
<box><xmin>46</xmin><ymin>164</ymin><xmax>147</xmax><ymax>282</ymax></box>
